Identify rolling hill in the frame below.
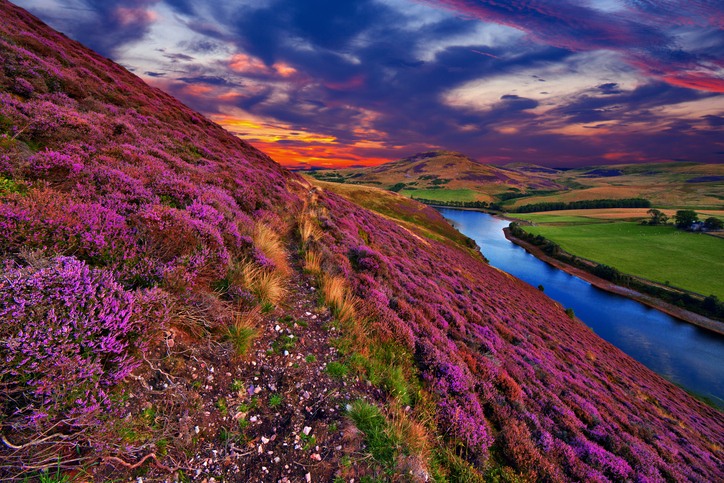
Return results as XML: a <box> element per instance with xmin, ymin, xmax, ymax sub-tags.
<box><xmin>309</xmin><ymin>150</ymin><xmax>566</xmax><ymax>203</ymax></box>
<box><xmin>1</xmin><ymin>2</ymin><xmax>723</xmax><ymax>482</ymax></box>
<box><xmin>310</xmin><ymin>153</ymin><xmax>724</xmax><ymax>209</ymax></box>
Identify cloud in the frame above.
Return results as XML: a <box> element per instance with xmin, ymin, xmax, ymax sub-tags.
<box><xmin>415</xmin><ymin>0</ymin><xmax>724</xmax><ymax>92</ymax></box>
<box><xmin>12</xmin><ymin>0</ymin><xmax>724</xmax><ymax>168</ymax></box>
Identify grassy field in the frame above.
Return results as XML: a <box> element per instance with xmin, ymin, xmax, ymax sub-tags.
<box><xmin>522</xmin><ymin>222</ymin><xmax>724</xmax><ymax>298</ymax></box>
<box><xmin>399</xmin><ymin>188</ymin><xmax>478</xmax><ymax>202</ymax></box>
<box><xmin>513</xmin><ymin>214</ymin><xmax>608</xmax><ymax>224</ymax></box>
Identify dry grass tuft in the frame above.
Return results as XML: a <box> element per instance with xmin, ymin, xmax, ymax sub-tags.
<box><xmin>253</xmin><ymin>223</ymin><xmax>291</xmax><ymax>276</ymax></box>
<box><xmin>240</xmin><ymin>262</ymin><xmax>285</xmax><ymax>306</ymax></box>
<box><xmin>388</xmin><ymin>403</ymin><xmax>431</xmax><ymax>463</ymax></box>
<box><xmin>304</xmin><ymin>250</ymin><xmax>322</xmax><ymax>275</ymax></box>
<box><xmin>298</xmin><ymin>214</ymin><xmax>324</xmax><ymax>251</ymax></box>
<box><xmin>321</xmin><ymin>275</ymin><xmax>357</xmax><ymax>323</ymax></box>
<box><xmin>225</xmin><ymin>307</ymin><xmax>261</xmax><ymax>356</ymax></box>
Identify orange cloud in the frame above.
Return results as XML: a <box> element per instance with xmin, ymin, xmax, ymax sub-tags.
<box><xmin>229</xmin><ymin>54</ymin><xmax>297</xmax><ymax>78</ymax></box>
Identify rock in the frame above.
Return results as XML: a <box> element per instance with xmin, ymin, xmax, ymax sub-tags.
<box><xmin>303</xmin><ymin>426</ymin><xmax>312</xmax><ymax>436</ymax></box>
<box><xmin>305</xmin><ymin>473</ymin><xmax>312</xmax><ymax>483</ymax></box>
<box><xmin>261</xmin><ymin>436</ymin><xmax>270</xmax><ymax>444</ymax></box>
<box><xmin>311</xmin><ymin>453</ymin><xmax>321</xmax><ymax>461</ymax></box>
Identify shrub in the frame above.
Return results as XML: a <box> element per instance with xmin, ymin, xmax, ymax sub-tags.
<box><xmin>0</xmin><ymin>256</ymin><xmax>164</xmax><ymax>449</ymax></box>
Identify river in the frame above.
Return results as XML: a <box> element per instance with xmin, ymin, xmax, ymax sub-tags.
<box><xmin>439</xmin><ymin>208</ymin><xmax>724</xmax><ymax>408</ymax></box>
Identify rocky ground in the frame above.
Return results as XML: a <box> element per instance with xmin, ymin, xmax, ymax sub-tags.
<box><xmin>96</xmin><ymin>254</ymin><xmax>380</xmax><ymax>483</ymax></box>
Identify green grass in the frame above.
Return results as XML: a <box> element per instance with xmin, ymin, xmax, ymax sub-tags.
<box><xmin>512</xmin><ymin>213</ymin><xmax>607</xmax><ymax>224</ymax></box>
<box><xmin>523</xmin><ymin>222</ymin><xmax>724</xmax><ymax>298</ymax></box>
<box><xmin>399</xmin><ymin>189</ymin><xmax>478</xmax><ymax>202</ymax></box>
<box><xmin>325</xmin><ymin>361</ymin><xmax>349</xmax><ymax>379</ymax></box>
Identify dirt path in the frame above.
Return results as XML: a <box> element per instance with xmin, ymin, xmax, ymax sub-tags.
<box><xmin>99</xmin><ymin>251</ymin><xmax>378</xmax><ymax>482</ymax></box>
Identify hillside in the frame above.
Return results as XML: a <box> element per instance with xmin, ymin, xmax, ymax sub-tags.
<box><xmin>1</xmin><ymin>2</ymin><xmax>723</xmax><ymax>482</ymax></box>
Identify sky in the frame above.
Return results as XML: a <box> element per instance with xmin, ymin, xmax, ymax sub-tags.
<box><xmin>11</xmin><ymin>0</ymin><xmax>724</xmax><ymax>169</ymax></box>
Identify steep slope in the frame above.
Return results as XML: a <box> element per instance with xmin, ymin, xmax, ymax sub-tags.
<box><xmin>1</xmin><ymin>2</ymin><xmax>723</xmax><ymax>482</ymax></box>
<box><xmin>309</xmin><ymin>150</ymin><xmax>564</xmax><ymax>203</ymax></box>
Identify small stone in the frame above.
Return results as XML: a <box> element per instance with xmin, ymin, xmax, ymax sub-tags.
<box><xmin>303</xmin><ymin>426</ymin><xmax>312</xmax><ymax>436</ymax></box>
<box><xmin>305</xmin><ymin>312</ymin><xmax>312</xmax><ymax>316</ymax></box>
<box><xmin>250</xmin><ymin>416</ymin><xmax>258</xmax><ymax>422</ymax></box>
<box><xmin>305</xmin><ymin>473</ymin><xmax>312</xmax><ymax>483</ymax></box>
<box><xmin>311</xmin><ymin>453</ymin><xmax>321</xmax><ymax>461</ymax></box>
<box><xmin>261</xmin><ymin>436</ymin><xmax>270</xmax><ymax>444</ymax></box>
<box><xmin>254</xmin><ymin>386</ymin><xmax>262</xmax><ymax>394</ymax></box>
<box><xmin>311</xmin><ymin>315</ymin><xmax>317</xmax><ymax>320</ymax></box>
<box><xmin>274</xmin><ymin>457</ymin><xmax>281</xmax><ymax>463</ymax></box>
<box><xmin>194</xmin><ymin>426</ymin><xmax>200</xmax><ymax>434</ymax></box>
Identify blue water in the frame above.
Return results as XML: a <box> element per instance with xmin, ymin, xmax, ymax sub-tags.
<box><xmin>439</xmin><ymin>208</ymin><xmax>724</xmax><ymax>407</ymax></box>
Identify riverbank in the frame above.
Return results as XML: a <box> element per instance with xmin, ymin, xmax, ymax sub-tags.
<box><xmin>503</xmin><ymin>228</ymin><xmax>724</xmax><ymax>336</ymax></box>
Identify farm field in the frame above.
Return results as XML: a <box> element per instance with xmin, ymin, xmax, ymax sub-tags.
<box><xmin>512</xmin><ymin>214</ymin><xmax>609</xmax><ymax>224</ymax></box>
<box><xmin>513</xmin><ymin>208</ymin><xmax>724</xmax><ymax>223</ymax></box>
<box><xmin>399</xmin><ymin>188</ymin><xmax>479</xmax><ymax>202</ymax></box>
<box><xmin>521</xmin><ymin>222</ymin><xmax>724</xmax><ymax>298</ymax></box>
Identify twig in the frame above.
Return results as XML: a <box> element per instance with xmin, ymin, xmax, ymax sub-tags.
<box><xmin>10</xmin><ymin>122</ymin><xmax>33</xmax><ymax>141</ymax></box>
<box><xmin>101</xmin><ymin>453</ymin><xmax>182</xmax><ymax>473</ymax></box>
<box><xmin>143</xmin><ymin>356</ymin><xmax>177</xmax><ymax>386</ymax></box>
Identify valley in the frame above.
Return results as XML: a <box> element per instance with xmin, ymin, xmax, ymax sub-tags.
<box><xmin>1</xmin><ymin>2</ymin><xmax>723</xmax><ymax>482</ymax></box>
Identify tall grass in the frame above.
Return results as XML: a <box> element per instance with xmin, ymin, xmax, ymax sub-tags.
<box><xmin>254</xmin><ymin>223</ymin><xmax>291</xmax><ymax>276</ymax></box>
<box><xmin>240</xmin><ymin>262</ymin><xmax>285</xmax><ymax>306</ymax></box>
<box><xmin>298</xmin><ymin>215</ymin><xmax>322</xmax><ymax>248</ymax></box>
<box><xmin>303</xmin><ymin>250</ymin><xmax>322</xmax><ymax>276</ymax></box>
<box><xmin>321</xmin><ymin>274</ymin><xmax>357</xmax><ymax>323</ymax></box>
<box><xmin>347</xmin><ymin>400</ymin><xmax>433</xmax><ymax>479</ymax></box>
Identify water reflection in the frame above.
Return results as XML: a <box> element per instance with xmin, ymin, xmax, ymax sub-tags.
<box><xmin>439</xmin><ymin>208</ymin><xmax>724</xmax><ymax>407</ymax></box>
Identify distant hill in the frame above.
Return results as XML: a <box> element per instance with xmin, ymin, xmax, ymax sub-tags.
<box><xmin>310</xmin><ymin>152</ymin><xmax>724</xmax><ymax>209</ymax></box>
<box><xmin>309</xmin><ymin>150</ymin><xmax>566</xmax><ymax>203</ymax></box>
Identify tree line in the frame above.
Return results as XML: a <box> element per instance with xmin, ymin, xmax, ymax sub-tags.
<box><xmin>411</xmin><ymin>197</ymin><xmax>651</xmax><ymax>213</ymax></box>
<box><xmin>513</xmin><ymin>198</ymin><xmax>651</xmax><ymax>213</ymax></box>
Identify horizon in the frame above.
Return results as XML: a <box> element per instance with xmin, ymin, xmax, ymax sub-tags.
<box><xmin>11</xmin><ymin>0</ymin><xmax>724</xmax><ymax>169</ymax></box>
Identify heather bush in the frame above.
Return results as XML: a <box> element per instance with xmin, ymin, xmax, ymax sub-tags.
<box><xmin>0</xmin><ymin>256</ymin><xmax>164</xmax><ymax>435</ymax></box>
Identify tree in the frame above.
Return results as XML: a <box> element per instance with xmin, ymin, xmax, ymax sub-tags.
<box><xmin>674</xmin><ymin>209</ymin><xmax>698</xmax><ymax>229</ymax></box>
<box><xmin>646</xmin><ymin>208</ymin><xmax>669</xmax><ymax>225</ymax></box>
<box><xmin>704</xmin><ymin>217</ymin><xmax>724</xmax><ymax>230</ymax></box>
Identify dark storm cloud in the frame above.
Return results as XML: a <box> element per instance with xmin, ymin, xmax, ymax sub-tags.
<box><xmin>177</xmin><ymin>76</ymin><xmax>236</xmax><ymax>86</ymax></box>
<box><xmin>163</xmin><ymin>53</ymin><xmax>195</xmax><ymax>61</ymax></box>
<box><xmin>554</xmin><ymin>82</ymin><xmax>716</xmax><ymax>125</ymax></box>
